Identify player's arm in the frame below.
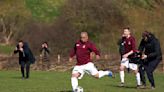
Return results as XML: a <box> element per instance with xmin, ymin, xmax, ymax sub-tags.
<box><xmin>89</xmin><ymin>43</ymin><xmax>100</xmax><ymax>60</ymax></box>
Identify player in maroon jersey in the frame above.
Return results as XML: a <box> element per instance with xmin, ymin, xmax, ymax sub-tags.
<box><xmin>119</xmin><ymin>27</ymin><xmax>141</xmax><ymax>88</ymax></box>
<box><xmin>69</xmin><ymin>32</ymin><xmax>113</xmax><ymax>91</ymax></box>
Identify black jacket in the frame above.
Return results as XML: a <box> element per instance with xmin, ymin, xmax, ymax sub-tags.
<box><xmin>118</xmin><ymin>37</ymin><xmax>126</xmax><ymax>55</ymax></box>
<box><xmin>40</xmin><ymin>47</ymin><xmax>50</xmax><ymax>55</ymax></box>
<box><xmin>139</xmin><ymin>34</ymin><xmax>162</xmax><ymax>61</ymax></box>
<box><xmin>14</xmin><ymin>42</ymin><xmax>35</xmax><ymax>64</ymax></box>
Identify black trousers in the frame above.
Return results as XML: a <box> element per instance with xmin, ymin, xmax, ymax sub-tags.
<box><xmin>139</xmin><ymin>59</ymin><xmax>160</xmax><ymax>87</ymax></box>
<box><xmin>20</xmin><ymin>61</ymin><xmax>31</xmax><ymax>78</ymax></box>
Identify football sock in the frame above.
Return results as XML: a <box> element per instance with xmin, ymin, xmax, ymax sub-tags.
<box><xmin>120</xmin><ymin>71</ymin><xmax>125</xmax><ymax>83</ymax></box>
<box><xmin>98</xmin><ymin>70</ymin><xmax>109</xmax><ymax>78</ymax></box>
<box><xmin>71</xmin><ymin>77</ymin><xmax>78</xmax><ymax>91</ymax></box>
<box><xmin>136</xmin><ymin>72</ymin><xmax>141</xmax><ymax>85</ymax></box>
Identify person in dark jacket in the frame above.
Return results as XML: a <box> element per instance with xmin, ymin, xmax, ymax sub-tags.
<box><xmin>14</xmin><ymin>40</ymin><xmax>35</xmax><ymax>79</ymax></box>
<box><xmin>40</xmin><ymin>42</ymin><xmax>50</xmax><ymax>70</ymax></box>
<box><xmin>138</xmin><ymin>31</ymin><xmax>162</xmax><ymax>89</ymax></box>
<box><xmin>40</xmin><ymin>42</ymin><xmax>50</xmax><ymax>56</ymax></box>
<box><xmin>118</xmin><ymin>34</ymin><xmax>126</xmax><ymax>59</ymax></box>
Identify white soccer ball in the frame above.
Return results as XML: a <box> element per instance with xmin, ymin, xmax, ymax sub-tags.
<box><xmin>75</xmin><ymin>86</ymin><xmax>83</xmax><ymax>92</ymax></box>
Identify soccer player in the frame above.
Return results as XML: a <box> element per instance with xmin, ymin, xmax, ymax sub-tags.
<box><xmin>69</xmin><ymin>32</ymin><xmax>113</xmax><ymax>91</ymax></box>
<box><xmin>119</xmin><ymin>27</ymin><xmax>141</xmax><ymax>88</ymax></box>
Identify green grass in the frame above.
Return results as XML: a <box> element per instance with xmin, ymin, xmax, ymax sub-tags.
<box><xmin>0</xmin><ymin>71</ymin><xmax>164</xmax><ymax>92</ymax></box>
<box><xmin>0</xmin><ymin>44</ymin><xmax>14</xmax><ymax>55</ymax></box>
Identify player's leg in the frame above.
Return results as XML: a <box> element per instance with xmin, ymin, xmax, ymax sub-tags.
<box><xmin>135</xmin><ymin>70</ymin><xmax>141</xmax><ymax>87</ymax></box>
<box><xmin>71</xmin><ymin>73</ymin><xmax>80</xmax><ymax>91</ymax></box>
<box><xmin>139</xmin><ymin>65</ymin><xmax>146</xmax><ymax>86</ymax></box>
<box><xmin>119</xmin><ymin>58</ymin><xmax>128</xmax><ymax>86</ymax></box>
<box><xmin>71</xmin><ymin>66</ymin><xmax>84</xmax><ymax>91</ymax></box>
<box><xmin>120</xmin><ymin>65</ymin><xmax>125</xmax><ymax>86</ymax></box>
<box><xmin>93</xmin><ymin>70</ymin><xmax>113</xmax><ymax>78</ymax></box>
<box><xmin>129</xmin><ymin>63</ymin><xmax>141</xmax><ymax>87</ymax></box>
<box><xmin>85</xmin><ymin>62</ymin><xmax>113</xmax><ymax>79</ymax></box>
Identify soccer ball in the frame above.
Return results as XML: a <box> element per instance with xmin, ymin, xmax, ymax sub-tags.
<box><xmin>75</xmin><ymin>86</ymin><xmax>83</xmax><ymax>92</ymax></box>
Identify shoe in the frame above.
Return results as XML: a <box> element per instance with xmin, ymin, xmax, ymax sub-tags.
<box><xmin>119</xmin><ymin>82</ymin><xmax>125</xmax><ymax>87</ymax></box>
<box><xmin>137</xmin><ymin>85</ymin><xmax>146</xmax><ymax>89</ymax></box>
<box><xmin>25</xmin><ymin>76</ymin><xmax>29</xmax><ymax>79</ymax></box>
<box><xmin>108</xmin><ymin>71</ymin><xmax>115</xmax><ymax>78</ymax></box>
<box><xmin>151</xmin><ymin>86</ymin><xmax>155</xmax><ymax>90</ymax></box>
<box><xmin>22</xmin><ymin>77</ymin><xmax>25</xmax><ymax>80</ymax></box>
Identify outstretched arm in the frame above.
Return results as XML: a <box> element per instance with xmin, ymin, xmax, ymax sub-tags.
<box><xmin>14</xmin><ymin>47</ymin><xmax>19</xmax><ymax>54</ymax></box>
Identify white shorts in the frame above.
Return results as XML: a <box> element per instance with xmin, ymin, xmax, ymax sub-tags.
<box><xmin>121</xmin><ymin>58</ymin><xmax>138</xmax><ymax>71</ymax></box>
<box><xmin>72</xmin><ymin>62</ymin><xmax>98</xmax><ymax>79</ymax></box>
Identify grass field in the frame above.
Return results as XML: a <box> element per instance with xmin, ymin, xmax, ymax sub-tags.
<box><xmin>0</xmin><ymin>71</ymin><xmax>164</xmax><ymax>92</ymax></box>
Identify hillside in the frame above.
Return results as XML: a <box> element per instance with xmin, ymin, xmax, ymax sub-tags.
<box><xmin>0</xmin><ymin>0</ymin><xmax>164</xmax><ymax>56</ymax></box>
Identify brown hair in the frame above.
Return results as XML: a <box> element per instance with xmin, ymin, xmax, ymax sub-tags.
<box><xmin>123</xmin><ymin>27</ymin><xmax>130</xmax><ymax>31</ymax></box>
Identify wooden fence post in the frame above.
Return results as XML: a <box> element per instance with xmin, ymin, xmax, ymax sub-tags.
<box><xmin>57</xmin><ymin>54</ymin><xmax>61</xmax><ymax>63</ymax></box>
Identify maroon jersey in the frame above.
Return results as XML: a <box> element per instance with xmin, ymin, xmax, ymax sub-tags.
<box><xmin>123</xmin><ymin>35</ymin><xmax>136</xmax><ymax>54</ymax></box>
<box><xmin>70</xmin><ymin>40</ymin><xmax>100</xmax><ymax>65</ymax></box>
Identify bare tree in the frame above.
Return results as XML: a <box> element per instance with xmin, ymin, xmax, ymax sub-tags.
<box><xmin>0</xmin><ymin>15</ymin><xmax>19</xmax><ymax>45</ymax></box>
